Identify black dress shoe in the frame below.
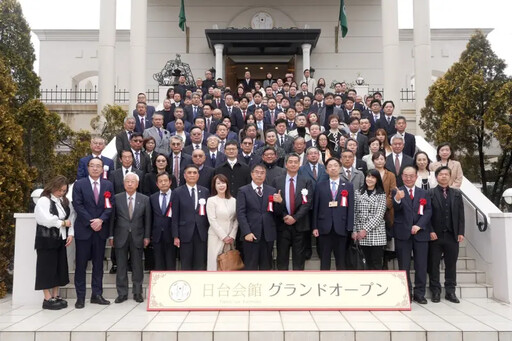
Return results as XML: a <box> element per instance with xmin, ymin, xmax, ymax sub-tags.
<box><xmin>445</xmin><ymin>293</ymin><xmax>460</xmax><ymax>303</ymax></box>
<box><xmin>90</xmin><ymin>295</ymin><xmax>110</xmax><ymax>305</ymax></box>
<box><xmin>109</xmin><ymin>265</ymin><xmax>117</xmax><ymax>274</ymax></box>
<box><xmin>55</xmin><ymin>296</ymin><xmax>68</xmax><ymax>307</ymax></box>
<box><xmin>115</xmin><ymin>295</ymin><xmax>128</xmax><ymax>304</ymax></box>
<box><xmin>413</xmin><ymin>296</ymin><xmax>428</xmax><ymax>304</ymax></box>
<box><xmin>75</xmin><ymin>298</ymin><xmax>85</xmax><ymax>309</ymax></box>
<box><xmin>43</xmin><ymin>298</ymin><xmax>65</xmax><ymax>310</ymax></box>
<box><xmin>431</xmin><ymin>292</ymin><xmax>441</xmax><ymax>303</ymax></box>
<box><xmin>133</xmin><ymin>294</ymin><xmax>144</xmax><ymax>303</ymax></box>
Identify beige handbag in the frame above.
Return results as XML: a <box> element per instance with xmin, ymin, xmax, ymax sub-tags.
<box><xmin>217</xmin><ymin>243</ymin><xmax>244</xmax><ymax>271</ymax></box>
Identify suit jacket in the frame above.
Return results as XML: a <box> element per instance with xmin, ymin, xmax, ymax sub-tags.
<box><xmin>143</xmin><ymin>172</ymin><xmax>177</xmax><ymax>196</ymax></box>
<box><xmin>170</xmin><ymin>153</ymin><xmax>193</xmax><ymax>186</ymax></box>
<box><xmin>298</xmin><ymin>162</ymin><xmax>329</xmax><ymax>191</ymax></box>
<box><xmin>143</xmin><ymin>126</ymin><xmax>171</xmax><ymax>156</ymax></box>
<box><xmin>115</xmin><ymin>131</ymin><xmax>132</xmax><ymax>158</ymax></box>
<box><xmin>231</xmin><ymin>109</ymin><xmax>247</xmax><ymax>132</ymax></box>
<box><xmin>72</xmin><ymin>177</ymin><xmax>114</xmax><ymax>240</ymax></box>
<box><xmin>318</xmin><ymin>106</ymin><xmax>344</xmax><ymax>130</ymax></box>
<box><xmin>236</xmin><ymin>184</ymin><xmax>278</xmax><ymax>241</ymax></box>
<box><xmin>340</xmin><ymin>167</ymin><xmax>365</xmax><ymax>190</ymax></box>
<box><xmin>247</xmin><ymin>104</ymin><xmax>268</xmax><ymax>114</ymax></box>
<box><xmin>355</xmin><ymin>158</ymin><xmax>368</xmax><ymax>174</ymax></box>
<box><xmin>352</xmin><ymin>132</ymin><xmax>369</xmax><ymax>159</ymax></box>
<box><xmin>171</xmin><ymin>185</ymin><xmax>210</xmax><ymax>242</ymax></box>
<box><xmin>206</xmin><ymin>150</ymin><xmax>227</xmax><ymax>168</ymax></box>
<box><xmin>132</xmin><ymin>105</ymin><xmax>155</xmax><ymax>118</ymax></box>
<box><xmin>221</xmin><ymin>106</ymin><xmax>241</xmax><ymax>120</ymax></box>
<box><xmin>211</xmin><ymin>99</ymin><xmax>225</xmax><ymax>110</ymax></box>
<box><xmin>198</xmin><ymin>165</ymin><xmax>215</xmax><ymax>191</ymax></box>
<box><xmin>109</xmin><ymin>168</ymin><xmax>145</xmax><ymax>194</ymax></box>
<box><xmin>150</xmin><ymin>191</ymin><xmax>173</xmax><ymax>244</ymax></box>
<box><xmin>156</xmin><ymin>109</ymin><xmax>173</xmax><ymax>128</ymax></box>
<box><xmin>402</xmin><ymin>132</ymin><xmax>416</xmax><ymax>158</ymax></box>
<box><xmin>297</xmin><ymin>91</ymin><xmax>314</xmax><ymax>100</ymax></box>
<box><xmin>392</xmin><ymin>186</ymin><xmax>432</xmax><ymax>241</ymax></box>
<box><xmin>428</xmin><ymin>186</ymin><xmax>465</xmax><ymax>240</ymax></box>
<box><xmin>429</xmin><ymin>160</ymin><xmax>463</xmax><ymax>189</ymax></box>
<box><xmin>377</xmin><ymin>115</ymin><xmax>397</xmax><ymax>137</ymax></box>
<box><xmin>184</xmin><ymin>105</ymin><xmax>203</xmax><ymax>123</ymax></box>
<box><xmin>385</xmin><ymin>153</ymin><xmax>414</xmax><ymax>187</ymax></box>
<box><xmin>132</xmin><ymin>149</ymin><xmax>152</xmax><ymax>175</ymax></box>
<box><xmin>242</xmin><ymin>78</ymin><xmax>256</xmax><ymax>92</ymax></box>
<box><xmin>271</xmin><ymin>175</ymin><xmax>313</xmax><ymax>232</ymax></box>
<box><xmin>237</xmin><ymin>153</ymin><xmax>262</xmax><ymax>169</ymax></box>
<box><xmin>263</xmin><ymin>109</ymin><xmax>282</xmax><ymax>126</ymax></box>
<box><xmin>133</xmin><ymin>113</ymin><xmax>153</xmax><ymax>134</ymax></box>
<box><xmin>77</xmin><ymin>155</ymin><xmax>115</xmax><ymax>180</ymax></box>
<box><xmin>182</xmin><ymin>143</ymin><xmax>208</xmax><ymax>156</ymax></box>
<box><xmin>276</xmin><ymin>134</ymin><xmax>293</xmax><ymax>153</ymax></box>
<box><xmin>312</xmin><ymin>179</ymin><xmax>355</xmax><ymax>236</ymax></box>
<box><xmin>166</xmin><ymin>120</ymin><xmax>192</xmax><ymax>133</ymax></box>
<box><xmin>109</xmin><ymin>192</ymin><xmax>151</xmax><ymax>248</ymax></box>
<box><xmin>214</xmin><ymin>160</ymin><xmax>252</xmax><ymax>197</ymax></box>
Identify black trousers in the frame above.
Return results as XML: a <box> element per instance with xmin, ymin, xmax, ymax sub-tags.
<box><xmin>428</xmin><ymin>231</ymin><xmax>459</xmax><ymax>294</ymax></box>
<box><xmin>319</xmin><ymin>229</ymin><xmax>347</xmax><ymax>270</ymax></box>
<box><xmin>361</xmin><ymin>245</ymin><xmax>384</xmax><ymax>270</ymax></box>
<box><xmin>276</xmin><ymin>226</ymin><xmax>306</xmax><ymax>270</ymax></box>
<box><xmin>243</xmin><ymin>239</ymin><xmax>274</xmax><ymax>270</ymax></box>
<box><xmin>395</xmin><ymin>238</ymin><xmax>428</xmax><ymax>298</ymax></box>
<box><xmin>153</xmin><ymin>238</ymin><xmax>177</xmax><ymax>271</ymax></box>
<box><xmin>180</xmin><ymin>228</ymin><xmax>206</xmax><ymax>270</ymax></box>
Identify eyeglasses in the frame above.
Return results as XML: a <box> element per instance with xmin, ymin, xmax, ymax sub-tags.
<box><xmin>132</xmin><ymin>140</ymin><xmax>143</xmax><ymax>143</ymax></box>
<box><xmin>242</xmin><ymin>142</ymin><xmax>253</xmax><ymax>145</ymax></box>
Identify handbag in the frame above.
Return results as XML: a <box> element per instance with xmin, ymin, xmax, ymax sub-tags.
<box><xmin>34</xmin><ymin>225</ymin><xmax>62</xmax><ymax>249</ymax></box>
<box><xmin>346</xmin><ymin>240</ymin><xmax>367</xmax><ymax>270</ymax></box>
<box><xmin>217</xmin><ymin>243</ymin><xmax>244</xmax><ymax>271</ymax></box>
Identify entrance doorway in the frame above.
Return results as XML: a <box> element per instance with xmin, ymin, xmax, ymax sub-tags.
<box><xmin>225</xmin><ymin>57</ymin><xmax>295</xmax><ymax>93</ymax></box>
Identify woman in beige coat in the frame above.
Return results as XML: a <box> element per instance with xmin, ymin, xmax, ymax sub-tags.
<box><xmin>429</xmin><ymin>142</ymin><xmax>463</xmax><ymax>188</ymax></box>
<box><xmin>206</xmin><ymin>174</ymin><xmax>238</xmax><ymax>271</ymax></box>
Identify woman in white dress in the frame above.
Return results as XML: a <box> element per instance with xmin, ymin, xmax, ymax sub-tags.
<box><xmin>206</xmin><ymin>174</ymin><xmax>238</xmax><ymax>271</ymax></box>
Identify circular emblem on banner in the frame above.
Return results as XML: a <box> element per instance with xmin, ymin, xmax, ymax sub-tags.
<box><xmin>169</xmin><ymin>280</ymin><xmax>191</xmax><ymax>302</ymax></box>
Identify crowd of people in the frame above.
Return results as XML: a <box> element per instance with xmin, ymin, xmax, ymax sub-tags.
<box><xmin>34</xmin><ymin>68</ymin><xmax>465</xmax><ymax>310</ymax></box>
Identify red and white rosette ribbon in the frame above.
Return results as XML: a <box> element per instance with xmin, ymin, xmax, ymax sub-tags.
<box><xmin>340</xmin><ymin>190</ymin><xmax>349</xmax><ymax>207</ymax></box>
<box><xmin>301</xmin><ymin>188</ymin><xmax>308</xmax><ymax>204</ymax></box>
<box><xmin>103</xmin><ymin>165</ymin><xmax>109</xmax><ymax>179</ymax></box>
<box><xmin>166</xmin><ymin>202</ymin><xmax>172</xmax><ymax>218</ymax></box>
<box><xmin>198</xmin><ymin>198</ymin><xmax>206</xmax><ymax>216</ymax></box>
<box><xmin>104</xmin><ymin>191</ymin><xmax>112</xmax><ymax>209</ymax></box>
<box><xmin>267</xmin><ymin>195</ymin><xmax>274</xmax><ymax>212</ymax></box>
<box><xmin>418</xmin><ymin>198</ymin><xmax>427</xmax><ymax>215</ymax></box>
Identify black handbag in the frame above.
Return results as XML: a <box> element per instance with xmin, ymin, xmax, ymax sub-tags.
<box><xmin>34</xmin><ymin>225</ymin><xmax>62</xmax><ymax>249</ymax></box>
<box><xmin>346</xmin><ymin>240</ymin><xmax>367</xmax><ymax>270</ymax></box>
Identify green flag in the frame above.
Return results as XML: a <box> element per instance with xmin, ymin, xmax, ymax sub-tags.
<box><xmin>179</xmin><ymin>0</ymin><xmax>186</xmax><ymax>32</ymax></box>
<box><xmin>339</xmin><ymin>0</ymin><xmax>348</xmax><ymax>38</ymax></box>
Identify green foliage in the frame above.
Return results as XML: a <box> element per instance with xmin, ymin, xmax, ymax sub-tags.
<box><xmin>420</xmin><ymin>30</ymin><xmax>512</xmax><ymax>205</ymax></box>
<box><xmin>0</xmin><ymin>0</ymin><xmax>40</xmax><ymax>106</ymax></box>
<box><xmin>0</xmin><ymin>57</ymin><xmax>36</xmax><ymax>297</ymax></box>
<box><xmin>54</xmin><ymin>130</ymin><xmax>92</xmax><ymax>182</ymax></box>
<box><xmin>90</xmin><ymin>104</ymin><xmax>127</xmax><ymax>142</ymax></box>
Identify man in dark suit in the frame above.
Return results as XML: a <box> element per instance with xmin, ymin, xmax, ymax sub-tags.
<box><xmin>221</xmin><ymin>94</ymin><xmax>241</xmax><ymax>120</ymax></box>
<box><xmin>376</xmin><ymin>100</ymin><xmax>397</xmax><ymax>137</ymax></box>
<box><xmin>297</xmin><ymin>82</ymin><xmax>313</xmax><ymax>100</ymax></box>
<box><xmin>149</xmin><ymin>172</ymin><xmax>176</xmax><ymax>271</ymax></box>
<box><xmin>272</xmin><ymin>154</ymin><xmax>313</xmax><ymax>270</ymax></box>
<box><xmin>130</xmin><ymin>133</ymin><xmax>152</xmax><ymax>176</ymax></box>
<box><xmin>347</xmin><ymin>117</ymin><xmax>369</xmax><ymax>159</ymax></box>
<box><xmin>211</xmin><ymin>88</ymin><xmax>225</xmax><ymax>110</ymax></box>
<box><xmin>109</xmin><ymin>150</ymin><xmax>144</xmax><ymax>194</ymax></box>
<box><xmin>166</xmin><ymin>107</ymin><xmax>192</xmax><ymax>133</ymax></box>
<box><xmin>169</xmin><ymin>136</ymin><xmax>192</xmax><ymax>187</ymax></box>
<box><xmin>385</xmin><ymin>135</ymin><xmax>415</xmax><ymax>187</ymax></box>
<box><xmin>156</xmin><ymin>98</ymin><xmax>173</xmax><ymax>128</ymax></box>
<box><xmin>247</xmin><ymin>92</ymin><xmax>267</xmax><ymax>113</ymax></box>
<box><xmin>340</xmin><ymin>150</ymin><xmax>365</xmax><ymax>190</ymax></box>
<box><xmin>395</xmin><ymin>116</ymin><xmax>416</xmax><ymax>158</ymax></box>
<box><xmin>171</xmin><ymin>164</ymin><xmax>210</xmax><ymax>270</ymax></box>
<box><xmin>77</xmin><ymin>137</ymin><xmax>115</xmax><ymax>180</ymax></box>
<box><xmin>191</xmin><ymin>149</ymin><xmax>215</xmax><ymax>191</ymax></box>
<box><xmin>231</xmin><ymin>97</ymin><xmax>249</xmax><ymax>132</ymax></box>
<box><xmin>205</xmin><ymin>135</ymin><xmax>227</xmax><ymax>168</ymax></box>
<box><xmin>393</xmin><ymin>166</ymin><xmax>432</xmax><ymax>304</ymax></box>
<box><xmin>275</xmin><ymin>119</ymin><xmax>294</xmax><ymax>153</ymax></box>
<box><xmin>184</xmin><ymin>93</ymin><xmax>203</xmax><ymax>124</ymax></box>
<box><xmin>264</xmin><ymin>98</ymin><xmax>282</xmax><ymax>126</ymax></box>
<box><xmin>345</xmin><ymin>138</ymin><xmax>368</xmax><ymax>175</ymax></box>
<box><xmin>215</xmin><ymin>140</ymin><xmax>251</xmax><ymax>196</ymax></box>
<box><xmin>242</xmin><ymin>71</ymin><xmax>256</xmax><ymax>92</ymax></box>
<box><xmin>236</xmin><ymin>164</ymin><xmax>280</xmax><ymax>270</ymax></box>
<box><xmin>183</xmin><ymin>126</ymin><xmax>208</xmax><ymax>155</ymax></box>
<box><xmin>72</xmin><ymin>157</ymin><xmax>114</xmax><ymax>309</ymax></box>
<box><xmin>237</xmin><ymin>137</ymin><xmax>262</xmax><ymax>169</ymax></box>
<box><xmin>115</xmin><ymin>117</ymin><xmax>136</xmax><ymax>162</ymax></box>
<box><xmin>202</xmin><ymin>104</ymin><xmax>218</xmax><ymax>134</ymax></box>
<box><xmin>131</xmin><ymin>93</ymin><xmax>155</xmax><ymax>118</ymax></box>
<box><xmin>133</xmin><ymin>102</ymin><xmax>153</xmax><ymax>134</ymax></box>
<box><xmin>109</xmin><ymin>172</ymin><xmax>151</xmax><ymax>304</ymax></box>
<box><xmin>312</xmin><ymin>157</ymin><xmax>355</xmax><ymax>270</ymax></box>
<box><xmin>428</xmin><ymin>166</ymin><xmax>465</xmax><ymax>303</ymax></box>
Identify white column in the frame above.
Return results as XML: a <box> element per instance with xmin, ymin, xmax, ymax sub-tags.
<box><xmin>130</xmin><ymin>0</ymin><xmax>148</xmax><ymax>111</ymax></box>
<box><xmin>413</xmin><ymin>0</ymin><xmax>432</xmax><ymax>135</ymax></box>
<box><xmin>214</xmin><ymin>44</ymin><xmax>224</xmax><ymax>80</ymax></box>
<box><xmin>381</xmin><ymin>0</ymin><xmax>401</xmax><ymax>112</ymax></box>
<box><xmin>301</xmin><ymin>43</ymin><xmax>312</xmax><ymax>74</ymax></box>
<box><xmin>98</xmin><ymin>0</ymin><xmax>116</xmax><ymax>115</ymax></box>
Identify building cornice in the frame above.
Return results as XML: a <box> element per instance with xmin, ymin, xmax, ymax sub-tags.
<box><xmin>32</xmin><ymin>29</ymin><xmax>130</xmax><ymax>42</ymax></box>
<box><xmin>399</xmin><ymin>28</ymin><xmax>493</xmax><ymax>41</ymax></box>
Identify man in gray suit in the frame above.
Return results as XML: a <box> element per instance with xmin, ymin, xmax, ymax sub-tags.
<box><xmin>143</xmin><ymin>113</ymin><xmax>171</xmax><ymax>155</ymax></box>
<box><xmin>109</xmin><ymin>173</ymin><xmax>151</xmax><ymax>304</ymax></box>
<box><xmin>339</xmin><ymin>150</ymin><xmax>365</xmax><ymax>190</ymax></box>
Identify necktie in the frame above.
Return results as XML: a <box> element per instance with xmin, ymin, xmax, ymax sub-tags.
<box><xmin>195</xmin><ymin>144</ymin><xmax>200</xmax><ymax>150</ymax></box>
<box><xmin>244</xmin><ymin>155</ymin><xmax>250</xmax><ymax>164</ymax></box>
<box><xmin>409</xmin><ymin>189</ymin><xmax>414</xmax><ymax>200</ymax></box>
<box><xmin>271</xmin><ymin>111</ymin><xmax>275</xmax><ymax>124</ymax></box>
<box><xmin>140</xmin><ymin>118</ymin><xmax>145</xmax><ymax>131</ymax></box>
<box><xmin>242</xmin><ymin>110</ymin><xmax>246</xmax><ymax>120</ymax></box>
<box><xmin>331</xmin><ymin>181</ymin><xmax>337</xmax><ymax>200</ymax></box>
<box><xmin>174</xmin><ymin>155</ymin><xmax>180</xmax><ymax>186</ymax></box>
<box><xmin>206</xmin><ymin>118</ymin><xmax>211</xmax><ymax>132</ymax></box>
<box><xmin>125</xmin><ymin>169</ymin><xmax>129</xmax><ymax>175</ymax></box>
<box><xmin>135</xmin><ymin>151</ymin><xmax>140</xmax><ymax>169</ymax></box>
<box><xmin>374</xmin><ymin>115</ymin><xmax>379</xmax><ymax>123</ymax></box>
<box><xmin>228</xmin><ymin>107</ymin><xmax>232</xmax><ymax>116</ymax></box>
<box><xmin>346</xmin><ymin>169</ymin><xmax>351</xmax><ymax>180</ymax></box>
<box><xmin>161</xmin><ymin>193</ymin><xmax>167</xmax><ymax>215</ymax></box>
<box><xmin>289</xmin><ymin>178</ymin><xmax>295</xmax><ymax>215</ymax></box>
<box><xmin>443</xmin><ymin>187</ymin><xmax>448</xmax><ymax>199</ymax></box>
<box><xmin>158</xmin><ymin>128</ymin><xmax>163</xmax><ymax>139</ymax></box>
<box><xmin>256</xmin><ymin>186</ymin><xmax>263</xmax><ymax>197</ymax></box>
<box><xmin>211</xmin><ymin>153</ymin><xmax>216</xmax><ymax>167</ymax></box>
<box><xmin>193</xmin><ymin>106</ymin><xmax>197</xmax><ymax>117</ymax></box>
<box><xmin>394</xmin><ymin>154</ymin><xmax>400</xmax><ymax>173</ymax></box>
<box><xmin>312</xmin><ymin>164</ymin><xmax>317</xmax><ymax>179</ymax></box>
<box><xmin>93</xmin><ymin>181</ymin><xmax>99</xmax><ymax>204</ymax></box>
<box><xmin>220</xmin><ymin>140</ymin><xmax>225</xmax><ymax>152</ymax></box>
<box><xmin>128</xmin><ymin>131</ymin><xmax>132</xmax><ymax>139</ymax></box>
<box><xmin>387</xmin><ymin>116</ymin><xmax>391</xmax><ymax>124</ymax></box>
<box><xmin>217</xmin><ymin>99</ymin><xmax>220</xmax><ymax>107</ymax></box>
<box><xmin>191</xmin><ymin>187</ymin><xmax>196</xmax><ymax>209</ymax></box>
<box><xmin>128</xmin><ymin>196</ymin><xmax>133</xmax><ymax>219</ymax></box>
<box><xmin>280</xmin><ymin>136</ymin><xmax>284</xmax><ymax>146</ymax></box>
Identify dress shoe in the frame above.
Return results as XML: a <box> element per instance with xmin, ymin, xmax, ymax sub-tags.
<box><xmin>431</xmin><ymin>292</ymin><xmax>441</xmax><ymax>303</ymax></box>
<box><xmin>43</xmin><ymin>298</ymin><xmax>65</xmax><ymax>310</ymax></box>
<box><xmin>304</xmin><ymin>250</ymin><xmax>312</xmax><ymax>260</ymax></box>
<box><xmin>75</xmin><ymin>298</ymin><xmax>85</xmax><ymax>309</ymax></box>
<box><xmin>115</xmin><ymin>295</ymin><xmax>128</xmax><ymax>304</ymax></box>
<box><xmin>90</xmin><ymin>295</ymin><xmax>110</xmax><ymax>305</ymax></box>
<box><xmin>109</xmin><ymin>265</ymin><xmax>117</xmax><ymax>274</ymax></box>
<box><xmin>413</xmin><ymin>296</ymin><xmax>428</xmax><ymax>304</ymax></box>
<box><xmin>133</xmin><ymin>294</ymin><xmax>144</xmax><ymax>303</ymax></box>
<box><xmin>445</xmin><ymin>293</ymin><xmax>460</xmax><ymax>303</ymax></box>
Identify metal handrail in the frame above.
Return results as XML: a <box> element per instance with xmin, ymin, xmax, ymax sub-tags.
<box><xmin>461</xmin><ymin>191</ymin><xmax>488</xmax><ymax>232</ymax></box>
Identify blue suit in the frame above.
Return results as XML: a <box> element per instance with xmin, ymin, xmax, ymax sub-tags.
<box><xmin>133</xmin><ymin>113</ymin><xmax>153</xmax><ymax>134</ymax></box>
<box><xmin>72</xmin><ymin>177</ymin><xmax>114</xmax><ymax>299</ymax></box>
<box><xmin>150</xmin><ymin>192</ymin><xmax>176</xmax><ymax>270</ymax></box>
<box><xmin>313</xmin><ymin>178</ymin><xmax>354</xmax><ymax>270</ymax></box>
<box><xmin>77</xmin><ymin>155</ymin><xmax>115</xmax><ymax>181</ymax></box>
<box><xmin>299</xmin><ymin>163</ymin><xmax>328</xmax><ymax>191</ymax></box>
<box><xmin>392</xmin><ymin>186</ymin><xmax>432</xmax><ymax>298</ymax></box>
<box><xmin>171</xmin><ymin>185</ymin><xmax>210</xmax><ymax>270</ymax></box>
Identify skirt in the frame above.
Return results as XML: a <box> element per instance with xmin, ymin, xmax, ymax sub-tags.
<box><xmin>35</xmin><ymin>240</ymin><xmax>69</xmax><ymax>290</ymax></box>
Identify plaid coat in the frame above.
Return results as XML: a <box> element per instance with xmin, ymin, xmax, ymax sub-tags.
<box><xmin>354</xmin><ymin>190</ymin><xmax>387</xmax><ymax>246</ymax></box>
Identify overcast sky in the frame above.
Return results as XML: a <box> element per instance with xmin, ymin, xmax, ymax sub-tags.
<box><xmin>17</xmin><ymin>0</ymin><xmax>512</xmax><ymax>75</ymax></box>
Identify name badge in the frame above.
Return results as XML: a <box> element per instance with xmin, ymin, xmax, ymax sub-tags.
<box><xmin>329</xmin><ymin>201</ymin><xmax>338</xmax><ymax>208</ymax></box>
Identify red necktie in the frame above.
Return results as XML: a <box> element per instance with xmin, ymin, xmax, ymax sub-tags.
<box><xmin>242</xmin><ymin>110</ymin><xmax>246</xmax><ymax>120</ymax></box>
<box><xmin>289</xmin><ymin>178</ymin><xmax>295</xmax><ymax>215</ymax></box>
<box><xmin>409</xmin><ymin>189</ymin><xmax>414</xmax><ymax>200</ymax></box>
<box><xmin>140</xmin><ymin>117</ymin><xmax>145</xmax><ymax>131</ymax></box>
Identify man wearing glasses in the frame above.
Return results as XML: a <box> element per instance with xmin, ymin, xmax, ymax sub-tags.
<box><xmin>169</xmin><ymin>136</ymin><xmax>192</xmax><ymax>187</ymax></box>
<box><xmin>238</xmin><ymin>137</ymin><xmax>262</xmax><ymax>169</ymax></box>
<box><xmin>214</xmin><ymin>140</ymin><xmax>251</xmax><ymax>197</ymax></box>
<box><xmin>130</xmin><ymin>133</ymin><xmax>151</xmax><ymax>176</ymax></box>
